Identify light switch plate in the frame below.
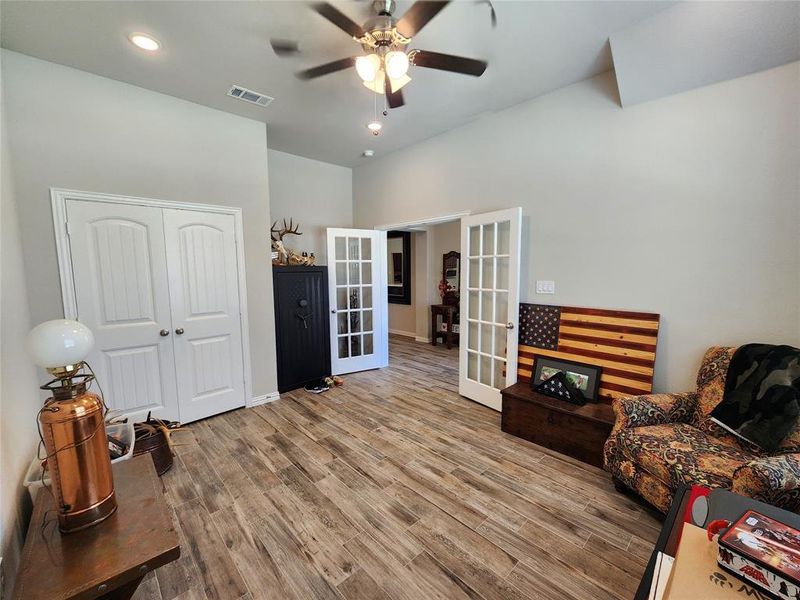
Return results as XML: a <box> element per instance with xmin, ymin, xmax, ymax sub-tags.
<box><xmin>536</xmin><ymin>280</ymin><xmax>555</xmax><ymax>294</ymax></box>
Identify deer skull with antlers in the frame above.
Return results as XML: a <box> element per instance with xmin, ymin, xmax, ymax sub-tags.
<box><xmin>270</xmin><ymin>218</ymin><xmax>303</xmax><ymax>265</ymax></box>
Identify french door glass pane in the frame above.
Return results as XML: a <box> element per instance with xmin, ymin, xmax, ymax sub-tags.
<box><xmin>336</xmin><ymin>262</ymin><xmax>347</xmax><ymax>283</ymax></box>
<box><xmin>467</xmin><ymin>351</ymin><xmax>478</xmax><ymax>381</ymax></box>
<box><xmin>469</xmin><ymin>226</ymin><xmax>481</xmax><ymax>256</ymax></box>
<box><xmin>480</xmin><ymin>324</ymin><xmax>493</xmax><ymax>354</ymax></box>
<box><xmin>482</xmin><ymin>224</ymin><xmax>495</xmax><ymax>256</ymax></box>
<box><xmin>468</xmin><ymin>259</ymin><xmax>480</xmax><ymax>288</ymax></box>
<box><xmin>362</xmin><ymin>238</ymin><xmax>372</xmax><ymax>260</ymax></box>
<box><xmin>364</xmin><ymin>334</ymin><xmax>373</xmax><ymax>355</ymax></box>
<box><xmin>338</xmin><ymin>337</ymin><xmax>348</xmax><ymax>359</ymax></box>
<box><xmin>337</xmin><ymin>313</ymin><xmax>348</xmax><ymax>334</ymax></box>
<box><xmin>493</xmin><ymin>326</ymin><xmax>507</xmax><ymax>358</ymax></box>
<box><xmin>496</xmin><ymin>257</ymin><xmax>509</xmax><ymax>290</ymax></box>
<box><xmin>350</xmin><ymin>312</ymin><xmax>361</xmax><ymax>333</ymax></box>
<box><xmin>351</xmin><ymin>335</ymin><xmax>362</xmax><ymax>357</ymax></box>
<box><xmin>481</xmin><ymin>291</ymin><xmax>494</xmax><ymax>323</ymax></box>
<box><xmin>468</xmin><ymin>291</ymin><xmax>479</xmax><ymax>319</ymax></box>
<box><xmin>363</xmin><ymin>309</ymin><xmax>373</xmax><ymax>332</ymax></box>
<box><xmin>337</xmin><ymin>288</ymin><xmax>348</xmax><ymax>310</ymax></box>
<box><xmin>481</xmin><ymin>258</ymin><xmax>494</xmax><ymax>288</ymax></box>
<box><xmin>362</xmin><ymin>287</ymin><xmax>372</xmax><ymax>309</ymax></box>
<box><xmin>468</xmin><ymin>321</ymin><xmax>479</xmax><ymax>351</ymax></box>
<box><xmin>335</xmin><ymin>237</ymin><xmax>346</xmax><ymax>260</ymax></box>
<box><xmin>496</xmin><ymin>292</ymin><xmax>508</xmax><ymax>325</ymax></box>
<box><xmin>349</xmin><ymin>262</ymin><xmax>360</xmax><ymax>285</ymax></box>
<box><xmin>362</xmin><ymin>262</ymin><xmax>372</xmax><ymax>284</ymax></box>
<box><xmin>348</xmin><ymin>238</ymin><xmax>360</xmax><ymax>260</ymax></box>
<box><xmin>349</xmin><ymin>288</ymin><xmax>361</xmax><ymax>309</ymax></box>
<box><xmin>493</xmin><ymin>359</ymin><xmax>506</xmax><ymax>389</ymax></box>
<box><xmin>497</xmin><ymin>221</ymin><xmax>510</xmax><ymax>255</ymax></box>
<box><xmin>480</xmin><ymin>355</ymin><xmax>492</xmax><ymax>386</ymax></box>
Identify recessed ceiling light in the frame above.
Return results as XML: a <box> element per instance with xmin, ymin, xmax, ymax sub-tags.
<box><xmin>129</xmin><ymin>33</ymin><xmax>160</xmax><ymax>52</ymax></box>
<box><xmin>362</xmin><ymin>150</ymin><xmax>375</xmax><ymax>157</ymax></box>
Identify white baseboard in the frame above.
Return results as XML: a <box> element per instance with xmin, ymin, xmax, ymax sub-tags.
<box><xmin>389</xmin><ymin>328</ymin><xmax>417</xmax><ymax>338</ymax></box>
<box><xmin>415</xmin><ymin>336</ymin><xmax>431</xmax><ymax>343</ymax></box>
<box><xmin>248</xmin><ymin>391</ymin><xmax>280</xmax><ymax>407</ymax></box>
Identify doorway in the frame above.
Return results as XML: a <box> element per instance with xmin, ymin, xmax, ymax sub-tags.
<box><xmin>375</xmin><ymin>208</ymin><xmax>522</xmax><ymax>411</ymax></box>
<box><xmin>52</xmin><ymin>188</ymin><xmax>251</xmax><ymax>424</ymax></box>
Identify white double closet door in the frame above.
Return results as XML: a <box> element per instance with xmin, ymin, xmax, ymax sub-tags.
<box><xmin>65</xmin><ymin>198</ymin><xmax>246</xmax><ymax>423</ymax></box>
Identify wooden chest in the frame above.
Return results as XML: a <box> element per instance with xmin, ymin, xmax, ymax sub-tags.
<box><xmin>500</xmin><ymin>382</ymin><xmax>615</xmax><ymax>468</ymax></box>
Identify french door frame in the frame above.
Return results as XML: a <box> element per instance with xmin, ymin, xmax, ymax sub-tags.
<box><xmin>50</xmin><ymin>188</ymin><xmax>254</xmax><ymax>407</ymax></box>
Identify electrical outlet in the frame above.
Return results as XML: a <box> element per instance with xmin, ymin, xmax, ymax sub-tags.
<box><xmin>536</xmin><ymin>280</ymin><xmax>555</xmax><ymax>294</ymax></box>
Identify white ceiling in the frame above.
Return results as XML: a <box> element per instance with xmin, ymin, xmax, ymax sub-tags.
<box><xmin>0</xmin><ymin>1</ymin><xmax>674</xmax><ymax>167</ymax></box>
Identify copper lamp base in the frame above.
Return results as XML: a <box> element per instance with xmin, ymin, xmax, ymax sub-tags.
<box><xmin>39</xmin><ymin>374</ymin><xmax>117</xmax><ymax>533</ymax></box>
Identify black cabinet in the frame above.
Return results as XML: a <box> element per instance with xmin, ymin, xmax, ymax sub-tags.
<box><xmin>273</xmin><ymin>266</ymin><xmax>331</xmax><ymax>393</ymax></box>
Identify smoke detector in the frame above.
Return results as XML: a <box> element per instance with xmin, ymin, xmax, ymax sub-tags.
<box><xmin>227</xmin><ymin>85</ymin><xmax>274</xmax><ymax>107</ymax></box>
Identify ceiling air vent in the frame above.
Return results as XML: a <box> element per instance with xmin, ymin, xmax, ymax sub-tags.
<box><xmin>227</xmin><ymin>85</ymin><xmax>274</xmax><ymax>107</ymax></box>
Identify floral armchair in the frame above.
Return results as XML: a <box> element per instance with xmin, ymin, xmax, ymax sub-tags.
<box><xmin>603</xmin><ymin>347</ymin><xmax>800</xmax><ymax>513</ymax></box>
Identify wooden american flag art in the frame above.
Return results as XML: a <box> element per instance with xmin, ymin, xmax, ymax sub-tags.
<box><xmin>517</xmin><ymin>304</ymin><xmax>660</xmax><ymax>404</ymax></box>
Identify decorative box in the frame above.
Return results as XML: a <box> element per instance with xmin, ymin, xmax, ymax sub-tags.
<box><xmin>718</xmin><ymin>510</ymin><xmax>800</xmax><ymax>600</ymax></box>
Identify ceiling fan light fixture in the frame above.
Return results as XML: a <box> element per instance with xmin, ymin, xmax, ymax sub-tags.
<box><xmin>355</xmin><ymin>54</ymin><xmax>381</xmax><ymax>82</ymax></box>
<box><xmin>362</xmin><ymin>73</ymin><xmax>385</xmax><ymax>94</ymax></box>
<box><xmin>367</xmin><ymin>121</ymin><xmax>382</xmax><ymax>135</ymax></box>
<box><xmin>384</xmin><ymin>50</ymin><xmax>409</xmax><ymax>79</ymax></box>
<box><xmin>389</xmin><ymin>73</ymin><xmax>411</xmax><ymax>94</ymax></box>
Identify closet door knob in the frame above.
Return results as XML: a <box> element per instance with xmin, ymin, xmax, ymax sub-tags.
<box><xmin>175</xmin><ymin>328</ymin><xmax>185</xmax><ymax>335</ymax></box>
<box><xmin>159</xmin><ymin>329</ymin><xmax>170</xmax><ymax>337</ymax></box>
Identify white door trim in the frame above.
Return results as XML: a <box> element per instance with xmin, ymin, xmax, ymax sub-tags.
<box><xmin>50</xmin><ymin>187</ymin><xmax>254</xmax><ymax>408</ymax></box>
<box><xmin>372</xmin><ymin>211</ymin><xmax>471</xmax><ymax>231</ymax></box>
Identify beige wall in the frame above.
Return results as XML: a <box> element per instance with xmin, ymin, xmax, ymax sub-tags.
<box><xmin>1</xmin><ymin>50</ymin><xmax>278</xmax><ymax>400</ymax></box>
<box><xmin>268</xmin><ymin>149</ymin><xmax>353</xmax><ymax>264</ymax></box>
<box><xmin>355</xmin><ymin>63</ymin><xmax>800</xmax><ymax>393</ymax></box>
<box><xmin>0</xmin><ymin>78</ymin><xmax>42</xmax><ymax>593</ymax></box>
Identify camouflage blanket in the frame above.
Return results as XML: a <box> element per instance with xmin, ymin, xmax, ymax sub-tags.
<box><xmin>710</xmin><ymin>343</ymin><xmax>800</xmax><ymax>452</ymax></box>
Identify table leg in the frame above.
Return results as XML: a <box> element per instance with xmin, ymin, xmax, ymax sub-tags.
<box><xmin>446</xmin><ymin>311</ymin><xmax>453</xmax><ymax>350</ymax></box>
<box><xmin>431</xmin><ymin>309</ymin><xmax>437</xmax><ymax>346</ymax></box>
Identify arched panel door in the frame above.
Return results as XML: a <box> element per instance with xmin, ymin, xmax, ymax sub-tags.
<box><xmin>66</xmin><ymin>200</ymin><xmax>180</xmax><ymax>420</ymax></box>
<box><xmin>163</xmin><ymin>209</ymin><xmax>246</xmax><ymax>423</ymax></box>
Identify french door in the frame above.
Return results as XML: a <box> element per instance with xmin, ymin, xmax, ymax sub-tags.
<box><xmin>459</xmin><ymin>208</ymin><xmax>522</xmax><ymax>410</ymax></box>
<box><xmin>327</xmin><ymin>228</ymin><xmax>388</xmax><ymax>374</ymax></box>
<box><xmin>62</xmin><ymin>196</ymin><xmax>247</xmax><ymax>423</ymax></box>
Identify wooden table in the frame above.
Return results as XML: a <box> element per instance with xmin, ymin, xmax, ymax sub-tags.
<box><xmin>634</xmin><ymin>485</ymin><xmax>800</xmax><ymax>599</ymax></box>
<box><xmin>500</xmin><ymin>382</ymin><xmax>615</xmax><ymax>468</ymax></box>
<box><xmin>13</xmin><ymin>454</ymin><xmax>180</xmax><ymax>600</ymax></box>
<box><xmin>430</xmin><ymin>304</ymin><xmax>459</xmax><ymax>349</ymax></box>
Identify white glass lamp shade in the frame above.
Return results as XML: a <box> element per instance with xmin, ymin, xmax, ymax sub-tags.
<box><xmin>362</xmin><ymin>71</ymin><xmax>386</xmax><ymax>94</ymax></box>
<box><xmin>355</xmin><ymin>54</ymin><xmax>381</xmax><ymax>82</ymax></box>
<box><xmin>26</xmin><ymin>319</ymin><xmax>94</xmax><ymax>369</ymax></box>
<box><xmin>389</xmin><ymin>73</ymin><xmax>411</xmax><ymax>93</ymax></box>
<box><xmin>384</xmin><ymin>51</ymin><xmax>409</xmax><ymax>79</ymax></box>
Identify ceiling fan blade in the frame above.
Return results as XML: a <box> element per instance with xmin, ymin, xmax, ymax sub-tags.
<box><xmin>270</xmin><ymin>38</ymin><xmax>300</xmax><ymax>56</ymax></box>
<box><xmin>395</xmin><ymin>1</ymin><xmax>451</xmax><ymax>39</ymax></box>
<box><xmin>385</xmin><ymin>72</ymin><xmax>405</xmax><ymax>109</ymax></box>
<box><xmin>475</xmin><ymin>0</ymin><xmax>497</xmax><ymax>28</ymax></box>
<box><xmin>297</xmin><ymin>57</ymin><xmax>356</xmax><ymax>80</ymax></box>
<box><xmin>411</xmin><ymin>50</ymin><xmax>487</xmax><ymax>76</ymax></box>
<box><xmin>312</xmin><ymin>2</ymin><xmax>364</xmax><ymax>39</ymax></box>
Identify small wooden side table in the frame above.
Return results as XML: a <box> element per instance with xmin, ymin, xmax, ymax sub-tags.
<box><xmin>13</xmin><ymin>454</ymin><xmax>180</xmax><ymax>600</ymax></box>
<box><xmin>431</xmin><ymin>304</ymin><xmax>459</xmax><ymax>349</ymax></box>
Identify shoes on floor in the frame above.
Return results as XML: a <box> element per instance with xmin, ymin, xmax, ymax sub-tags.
<box><xmin>304</xmin><ymin>380</ymin><xmax>330</xmax><ymax>394</ymax></box>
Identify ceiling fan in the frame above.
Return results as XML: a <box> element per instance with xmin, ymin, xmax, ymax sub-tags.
<box><xmin>273</xmin><ymin>0</ymin><xmax>493</xmax><ymax>110</ymax></box>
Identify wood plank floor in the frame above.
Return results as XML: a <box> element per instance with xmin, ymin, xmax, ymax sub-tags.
<box><xmin>136</xmin><ymin>336</ymin><xmax>660</xmax><ymax>600</ymax></box>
